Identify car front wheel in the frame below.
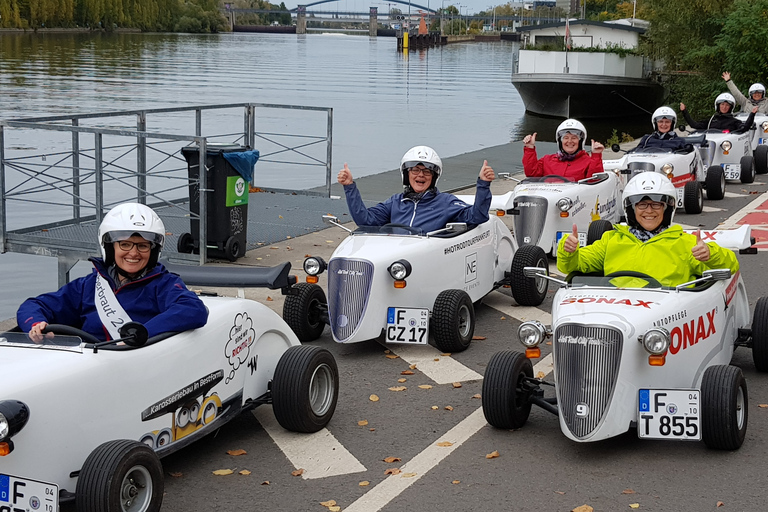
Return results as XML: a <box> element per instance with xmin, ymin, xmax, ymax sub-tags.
<box><xmin>272</xmin><ymin>345</ymin><xmax>339</xmax><ymax>433</ymax></box>
<box><xmin>701</xmin><ymin>365</ymin><xmax>748</xmax><ymax>450</ymax></box>
<box><xmin>482</xmin><ymin>350</ymin><xmax>533</xmax><ymax>429</ymax></box>
<box><xmin>755</xmin><ymin>145</ymin><xmax>768</xmax><ymax>175</ymax></box>
<box><xmin>510</xmin><ymin>244</ymin><xmax>548</xmax><ymax>306</ymax></box>
<box><xmin>740</xmin><ymin>155</ymin><xmax>755</xmax><ymax>184</ymax></box>
<box><xmin>432</xmin><ymin>289</ymin><xmax>475</xmax><ymax>352</ymax></box>
<box><xmin>76</xmin><ymin>440</ymin><xmax>163</xmax><ymax>512</ymax></box>
<box><xmin>283</xmin><ymin>283</ymin><xmax>327</xmax><ymax>342</ymax></box>
<box><xmin>705</xmin><ymin>165</ymin><xmax>726</xmax><ymax>200</ymax></box>
<box><xmin>586</xmin><ymin>219</ymin><xmax>613</xmax><ymax>245</ymax></box>
<box><xmin>683</xmin><ymin>181</ymin><xmax>704</xmax><ymax>214</ymax></box>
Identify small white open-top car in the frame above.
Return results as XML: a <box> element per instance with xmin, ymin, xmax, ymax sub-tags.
<box><xmin>481</xmin><ymin>225</ymin><xmax>767</xmax><ymax>450</ymax></box>
<box><xmin>282</xmin><ymin>196</ymin><xmax>555</xmax><ymax>353</ymax></box>
<box><xmin>0</xmin><ymin>263</ymin><xmax>338</xmax><ymax>512</ymax></box>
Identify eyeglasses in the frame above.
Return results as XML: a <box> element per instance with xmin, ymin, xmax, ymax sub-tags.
<box><xmin>116</xmin><ymin>240</ymin><xmax>154</xmax><ymax>252</ymax></box>
<box><xmin>635</xmin><ymin>202</ymin><xmax>665</xmax><ymax>211</ymax></box>
<box><xmin>403</xmin><ymin>161</ymin><xmax>440</xmax><ymax>173</ymax></box>
<box><xmin>408</xmin><ymin>167</ymin><xmax>432</xmax><ymax>176</ymax></box>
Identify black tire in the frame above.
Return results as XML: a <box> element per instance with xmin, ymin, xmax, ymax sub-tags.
<box><xmin>272</xmin><ymin>345</ymin><xmax>339</xmax><ymax>433</ymax></box>
<box><xmin>510</xmin><ymin>244</ymin><xmax>548</xmax><ymax>306</ymax></box>
<box><xmin>755</xmin><ymin>145</ymin><xmax>768</xmax><ymax>175</ymax></box>
<box><xmin>683</xmin><ymin>181</ymin><xmax>704</xmax><ymax>215</ymax></box>
<box><xmin>432</xmin><ymin>289</ymin><xmax>475</xmax><ymax>353</ymax></box>
<box><xmin>740</xmin><ymin>155</ymin><xmax>755</xmax><ymax>184</ymax></box>
<box><xmin>752</xmin><ymin>296</ymin><xmax>768</xmax><ymax>372</ymax></box>
<box><xmin>482</xmin><ymin>351</ymin><xmax>533</xmax><ymax>429</ymax></box>
<box><xmin>176</xmin><ymin>232</ymin><xmax>194</xmax><ymax>253</ymax></box>
<box><xmin>76</xmin><ymin>440</ymin><xmax>163</xmax><ymax>512</ymax></box>
<box><xmin>705</xmin><ymin>165</ymin><xmax>725</xmax><ymax>200</ymax></box>
<box><xmin>701</xmin><ymin>365</ymin><xmax>748</xmax><ymax>450</ymax></box>
<box><xmin>282</xmin><ymin>283</ymin><xmax>327</xmax><ymax>342</ymax></box>
<box><xmin>224</xmin><ymin>236</ymin><xmax>240</xmax><ymax>262</ymax></box>
<box><xmin>586</xmin><ymin>219</ymin><xmax>613</xmax><ymax>245</ymax></box>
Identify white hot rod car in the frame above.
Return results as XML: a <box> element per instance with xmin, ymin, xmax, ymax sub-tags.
<box><xmin>482</xmin><ymin>225</ymin><xmax>766</xmax><ymax>450</ymax></box>
<box><xmin>0</xmin><ymin>262</ymin><xmax>338</xmax><ymax>512</ymax></box>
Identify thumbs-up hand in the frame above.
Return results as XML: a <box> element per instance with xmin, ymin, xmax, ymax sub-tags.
<box><xmin>563</xmin><ymin>224</ymin><xmax>579</xmax><ymax>253</ymax></box>
<box><xmin>523</xmin><ymin>133</ymin><xmax>537</xmax><ymax>148</ymax></box>
<box><xmin>691</xmin><ymin>229</ymin><xmax>711</xmax><ymax>262</ymax></box>
<box><xmin>337</xmin><ymin>163</ymin><xmax>353</xmax><ymax>186</ymax></box>
<box><xmin>479</xmin><ymin>160</ymin><xmax>495</xmax><ymax>182</ymax></box>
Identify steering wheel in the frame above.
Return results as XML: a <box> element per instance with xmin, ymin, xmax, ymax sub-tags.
<box><xmin>601</xmin><ymin>271</ymin><xmax>662</xmax><ymax>288</ymax></box>
<box><xmin>381</xmin><ymin>223</ymin><xmax>422</xmax><ymax>235</ymax></box>
<box><xmin>42</xmin><ymin>324</ymin><xmax>101</xmax><ymax>344</ymax></box>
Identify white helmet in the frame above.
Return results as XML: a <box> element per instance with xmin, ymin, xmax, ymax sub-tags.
<box><xmin>622</xmin><ymin>172</ymin><xmax>677</xmax><ymax>229</ymax></box>
<box><xmin>749</xmin><ymin>83</ymin><xmax>766</xmax><ymax>98</ymax></box>
<box><xmin>400</xmin><ymin>145</ymin><xmax>442</xmax><ymax>188</ymax></box>
<box><xmin>651</xmin><ymin>106</ymin><xmax>677</xmax><ymax>132</ymax></box>
<box><xmin>715</xmin><ymin>92</ymin><xmax>736</xmax><ymax>113</ymax></box>
<box><xmin>555</xmin><ymin>119</ymin><xmax>587</xmax><ymax>152</ymax></box>
<box><xmin>98</xmin><ymin>203</ymin><xmax>165</xmax><ymax>268</ymax></box>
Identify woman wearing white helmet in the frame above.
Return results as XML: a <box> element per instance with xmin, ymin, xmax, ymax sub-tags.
<box><xmin>557</xmin><ymin>172</ymin><xmax>739</xmax><ymax>287</ymax></box>
<box><xmin>522</xmin><ymin>119</ymin><xmax>605</xmax><ymax>180</ymax></box>
<box><xmin>723</xmin><ymin>71</ymin><xmax>768</xmax><ymax>115</ymax></box>
<box><xmin>18</xmin><ymin>203</ymin><xmax>208</xmax><ymax>342</ymax></box>
<box><xmin>636</xmin><ymin>106</ymin><xmax>687</xmax><ymax>151</ymax></box>
<box><xmin>680</xmin><ymin>92</ymin><xmax>757</xmax><ymax>132</ymax></box>
<box><xmin>337</xmin><ymin>145</ymin><xmax>496</xmax><ymax>233</ymax></box>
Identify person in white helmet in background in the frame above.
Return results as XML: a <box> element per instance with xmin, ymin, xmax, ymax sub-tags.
<box><xmin>557</xmin><ymin>172</ymin><xmax>739</xmax><ymax>287</ymax></box>
<box><xmin>18</xmin><ymin>203</ymin><xmax>208</xmax><ymax>342</ymax></box>
<box><xmin>337</xmin><ymin>145</ymin><xmax>495</xmax><ymax>233</ymax></box>
<box><xmin>635</xmin><ymin>106</ymin><xmax>688</xmax><ymax>151</ymax></box>
<box><xmin>522</xmin><ymin>118</ymin><xmax>605</xmax><ymax>180</ymax></box>
<box><xmin>680</xmin><ymin>92</ymin><xmax>757</xmax><ymax>132</ymax></box>
<box><xmin>722</xmin><ymin>71</ymin><xmax>768</xmax><ymax>115</ymax></box>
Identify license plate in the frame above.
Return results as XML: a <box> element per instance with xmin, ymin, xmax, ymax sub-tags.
<box><xmin>0</xmin><ymin>474</ymin><xmax>58</xmax><ymax>512</ymax></box>
<box><xmin>723</xmin><ymin>164</ymin><xmax>740</xmax><ymax>180</ymax></box>
<box><xmin>637</xmin><ymin>389</ymin><xmax>700</xmax><ymax>440</ymax></box>
<box><xmin>555</xmin><ymin>231</ymin><xmax>587</xmax><ymax>247</ymax></box>
<box><xmin>385</xmin><ymin>307</ymin><xmax>428</xmax><ymax>344</ymax></box>
<box><xmin>675</xmin><ymin>188</ymin><xmax>685</xmax><ymax>208</ymax></box>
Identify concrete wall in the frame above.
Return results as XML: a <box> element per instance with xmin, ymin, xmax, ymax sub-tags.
<box><xmin>517</xmin><ymin>50</ymin><xmax>645</xmax><ymax>77</ymax></box>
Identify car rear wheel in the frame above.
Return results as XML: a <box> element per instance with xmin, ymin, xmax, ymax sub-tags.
<box><xmin>683</xmin><ymin>181</ymin><xmax>704</xmax><ymax>214</ymax></box>
<box><xmin>510</xmin><ymin>244</ymin><xmax>548</xmax><ymax>306</ymax></box>
<box><xmin>586</xmin><ymin>219</ymin><xmax>613</xmax><ymax>245</ymax></box>
<box><xmin>432</xmin><ymin>289</ymin><xmax>475</xmax><ymax>352</ymax></box>
<box><xmin>272</xmin><ymin>345</ymin><xmax>339</xmax><ymax>433</ymax></box>
<box><xmin>701</xmin><ymin>365</ymin><xmax>748</xmax><ymax>450</ymax></box>
<box><xmin>482</xmin><ymin>350</ymin><xmax>533</xmax><ymax>429</ymax></box>
<box><xmin>76</xmin><ymin>440</ymin><xmax>163</xmax><ymax>512</ymax></box>
<box><xmin>751</xmin><ymin>296</ymin><xmax>768</xmax><ymax>372</ymax></box>
<box><xmin>283</xmin><ymin>283</ymin><xmax>327</xmax><ymax>342</ymax></box>
<box><xmin>740</xmin><ymin>155</ymin><xmax>755</xmax><ymax>184</ymax></box>
<box><xmin>705</xmin><ymin>165</ymin><xmax>726</xmax><ymax>200</ymax></box>
<box><xmin>755</xmin><ymin>145</ymin><xmax>768</xmax><ymax>175</ymax></box>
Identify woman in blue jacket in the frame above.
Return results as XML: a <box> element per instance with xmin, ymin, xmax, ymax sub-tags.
<box><xmin>337</xmin><ymin>145</ymin><xmax>496</xmax><ymax>233</ymax></box>
<box><xmin>18</xmin><ymin>203</ymin><xmax>208</xmax><ymax>342</ymax></box>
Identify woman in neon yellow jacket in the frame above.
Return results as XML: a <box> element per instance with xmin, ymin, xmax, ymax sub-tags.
<box><xmin>557</xmin><ymin>172</ymin><xmax>739</xmax><ymax>286</ymax></box>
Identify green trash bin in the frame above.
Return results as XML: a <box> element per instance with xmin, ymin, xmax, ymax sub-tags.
<box><xmin>179</xmin><ymin>143</ymin><xmax>258</xmax><ymax>261</ymax></box>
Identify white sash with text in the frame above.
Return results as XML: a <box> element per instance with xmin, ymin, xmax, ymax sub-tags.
<box><xmin>95</xmin><ymin>274</ymin><xmax>133</xmax><ymax>340</ymax></box>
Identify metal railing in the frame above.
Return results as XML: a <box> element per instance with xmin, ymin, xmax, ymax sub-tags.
<box><xmin>0</xmin><ymin>103</ymin><xmax>333</xmax><ymax>285</ymax></box>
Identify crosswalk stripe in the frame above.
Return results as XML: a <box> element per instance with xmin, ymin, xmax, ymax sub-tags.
<box><xmin>380</xmin><ymin>342</ymin><xmax>483</xmax><ymax>384</ymax></box>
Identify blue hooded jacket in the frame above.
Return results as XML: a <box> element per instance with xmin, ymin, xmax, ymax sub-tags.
<box><xmin>343</xmin><ymin>178</ymin><xmax>493</xmax><ymax>233</ymax></box>
<box><xmin>17</xmin><ymin>259</ymin><xmax>208</xmax><ymax>341</ymax></box>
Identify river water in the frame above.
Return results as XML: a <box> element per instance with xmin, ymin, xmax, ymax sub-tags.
<box><xmin>0</xmin><ymin>32</ymin><xmax>647</xmax><ymax>321</ymax></box>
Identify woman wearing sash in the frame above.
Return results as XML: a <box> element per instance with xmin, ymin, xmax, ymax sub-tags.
<box><xmin>18</xmin><ymin>203</ymin><xmax>208</xmax><ymax>342</ymax></box>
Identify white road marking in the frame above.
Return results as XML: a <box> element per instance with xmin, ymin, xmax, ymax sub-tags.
<box><xmin>252</xmin><ymin>405</ymin><xmax>367</xmax><ymax>479</ymax></box>
<box><xmin>483</xmin><ymin>290</ymin><xmax>552</xmax><ymax>324</ymax></box>
<box><xmin>702</xmin><ymin>205</ymin><xmax>726</xmax><ymax>213</ymax></box>
<box><xmin>345</xmin><ymin>355</ymin><xmax>554</xmax><ymax>512</ymax></box>
<box><xmin>717</xmin><ymin>189</ymin><xmax>768</xmax><ymax>229</ymax></box>
<box><xmin>724</xmin><ymin>191</ymin><xmax>749</xmax><ymax>198</ymax></box>
<box><xmin>381</xmin><ymin>342</ymin><xmax>482</xmax><ymax>384</ymax></box>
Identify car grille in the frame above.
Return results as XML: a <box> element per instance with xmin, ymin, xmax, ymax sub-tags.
<box><xmin>513</xmin><ymin>195</ymin><xmax>547</xmax><ymax>247</ymax></box>
<box><xmin>328</xmin><ymin>258</ymin><xmax>373</xmax><ymax>342</ymax></box>
<box><xmin>553</xmin><ymin>323</ymin><xmax>623</xmax><ymax>439</ymax></box>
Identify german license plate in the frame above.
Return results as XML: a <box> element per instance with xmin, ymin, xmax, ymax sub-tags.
<box><xmin>555</xmin><ymin>231</ymin><xmax>587</xmax><ymax>247</ymax></box>
<box><xmin>386</xmin><ymin>308</ymin><xmax>428</xmax><ymax>344</ymax></box>
<box><xmin>637</xmin><ymin>389</ymin><xmax>700</xmax><ymax>440</ymax></box>
<box><xmin>0</xmin><ymin>474</ymin><xmax>58</xmax><ymax>512</ymax></box>
<box><xmin>675</xmin><ymin>188</ymin><xmax>685</xmax><ymax>208</ymax></box>
<box><xmin>723</xmin><ymin>164</ymin><xmax>740</xmax><ymax>180</ymax></box>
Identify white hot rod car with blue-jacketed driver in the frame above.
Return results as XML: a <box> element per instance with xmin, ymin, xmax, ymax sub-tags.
<box><xmin>481</xmin><ymin>225</ymin><xmax>767</xmax><ymax>450</ymax></box>
<box><xmin>0</xmin><ymin>262</ymin><xmax>338</xmax><ymax>512</ymax></box>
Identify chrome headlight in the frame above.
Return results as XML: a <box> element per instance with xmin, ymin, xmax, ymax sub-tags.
<box><xmin>660</xmin><ymin>163</ymin><xmax>674</xmax><ymax>177</ymax></box>
<box><xmin>640</xmin><ymin>328</ymin><xmax>670</xmax><ymax>355</ymax></box>
<box><xmin>517</xmin><ymin>321</ymin><xmax>548</xmax><ymax>347</ymax></box>
<box><xmin>388</xmin><ymin>260</ymin><xmax>412</xmax><ymax>280</ymax></box>
<box><xmin>556</xmin><ymin>197</ymin><xmax>573</xmax><ymax>212</ymax></box>
<box><xmin>303</xmin><ymin>256</ymin><xmax>327</xmax><ymax>276</ymax></box>
<box><xmin>761</xmin><ymin>121</ymin><xmax>768</xmax><ymax>131</ymax></box>
<box><xmin>720</xmin><ymin>140</ymin><xmax>732</xmax><ymax>152</ymax></box>
<box><xmin>0</xmin><ymin>401</ymin><xmax>30</xmax><ymax>441</ymax></box>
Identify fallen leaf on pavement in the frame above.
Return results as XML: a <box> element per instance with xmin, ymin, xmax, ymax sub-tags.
<box><xmin>385</xmin><ymin>354</ymin><xmax>400</xmax><ymax>359</ymax></box>
<box><xmin>758</xmin><ymin>404</ymin><xmax>768</xmax><ymax>408</ymax></box>
<box><xmin>369</xmin><ymin>394</ymin><xmax>380</xmax><ymax>402</ymax></box>
<box><xmin>291</xmin><ymin>468</ymin><xmax>305</xmax><ymax>477</ymax></box>
<box><xmin>212</xmin><ymin>469</ymin><xmax>233</xmax><ymax>476</ymax></box>
<box><xmin>261</xmin><ymin>480</ymin><xmax>270</xmax><ymax>485</ymax></box>
<box><xmin>409</xmin><ymin>364</ymin><xmax>417</xmax><ymax>369</ymax></box>
<box><xmin>401</xmin><ymin>370</ymin><xmax>415</xmax><ymax>375</ymax></box>
<box><xmin>434</xmin><ymin>358</ymin><xmax>440</xmax><ymax>361</ymax></box>
<box><xmin>629</xmin><ymin>504</ymin><xmax>640</xmax><ymax>509</ymax></box>
<box><xmin>452</xmin><ymin>480</ymin><xmax>460</xmax><ymax>484</ymax></box>
<box><xmin>571</xmin><ymin>506</ymin><xmax>593</xmax><ymax>512</ymax></box>
<box><xmin>328</xmin><ymin>507</ymin><xmax>340</xmax><ymax>512</ymax></box>
<box><xmin>441</xmin><ymin>353</ymin><xmax>451</xmax><ymax>356</ymax></box>
<box><xmin>388</xmin><ymin>386</ymin><xmax>407</xmax><ymax>392</ymax></box>
<box><xmin>359</xmin><ymin>481</ymin><xmax>370</xmax><ymax>486</ymax></box>
<box><xmin>536</xmin><ymin>371</ymin><xmax>546</xmax><ymax>379</ymax></box>
<box><xmin>227</xmin><ymin>449</ymin><xmax>247</xmax><ymax>456</ymax></box>
<box><xmin>383</xmin><ymin>456</ymin><xmax>401</xmax><ymax>463</ymax></box>
<box><xmin>384</xmin><ymin>349</ymin><xmax>391</xmax><ymax>353</ymax></box>
<box><xmin>485</xmin><ymin>451</ymin><xmax>500</xmax><ymax>459</ymax></box>
<box><xmin>472</xmin><ymin>335</ymin><xmax>486</xmax><ymax>340</ymax></box>
<box><xmin>472</xmin><ymin>394</ymin><xmax>481</xmax><ymax>399</ymax></box>
<box><xmin>445</xmin><ymin>406</ymin><xmax>454</xmax><ymax>411</ymax></box>
<box><xmin>358</xmin><ymin>419</ymin><xmax>369</xmax><ymax>426</ymax></box>
<box><xmin>452</xmin><ymin>382</ymin><xmax>462</xmax><ymax>388</ymax></box>
<box><xmin>436</xmin><ymin>441</ymin><xmax>453</xmax><ymax>447</ymax></box>
<box><xmin>431</xmin><ymin>406</ymin><xmax>439</xmax><ymax>410</ymax></box>
<box><xmin>500</xmin><ymin>316</ymin><xmax>506</xmax><ymax>320</ymax></box>
<box><xmin>418</xmin><ymin>385</ymin><xmax>433</xmax><ymax>389</ymax></box>
<box><xmin>168</xmin><ymin>472</ymin><xmax>183</xmax><ymax>478</ymax></box>
<box><xmin>384</xmin><ymin>468</ymin><xmax>401</xmax><ymax>475</ymax></box>
<box><xmin>717</xmin><ymin>502</ymin><xmax>724</xmax><ymax>508</ymax></box>
<box><xmin>266</xmin><ymin>296</ymin><xmax>273</xmax><ymax>301</ymax></box>
<box><xmin>554</xmin><ymin>491</ymin><xmax>565</xmax><ymax>495</ymax></box>
<box><xmin>320</xmin><ymin>500</ymin><xmax>337</xmax><ymax>507</ymax></box>
<box><xmin>402</xmin><ymin>472</ymin><xmax>417</xmax><ymax>478</ymax></box>
<box><xmin>398</xmin><ymin>378</ymin><xmax>407</xmax><ymax>383</ymax></box>
<box><xmin>622</xmin><ymin>489</ymin><xmax>636</xmax><ymax>494</ymax></box>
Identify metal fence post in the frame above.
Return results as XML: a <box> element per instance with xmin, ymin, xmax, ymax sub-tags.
<box><xmin>137</xmin><ymin>111</ymin><xmax>147</xmax><ymax>204</ymax></box>
<box><xmin>0</xmin><ymin>126</ymin><xmax>5</xmax><ymax>250</ymax></box>
<box><xmin>326</xmin><ymin>108</ymin><xmax>333</xmax><ymax>197</ymax></box>
<box><xmin>198</xmin><ymin>138</ymin><xmax>208</xmax><ymax>265</ymax></box>
<box><xmin>95</xmin><ymin>133</ymin><xmax>104</xmax><ymax>224</ymax></box>
<box><xmin>71</xmin><ymin>118</ymin><xmax>81</xmax><ymax>220</ymax></box>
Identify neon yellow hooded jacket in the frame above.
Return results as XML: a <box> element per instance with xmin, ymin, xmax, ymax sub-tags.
<box><xmin>557</xmin><ymin>224</ymin><xmax>739</xmax><ymax>287</ymax></box>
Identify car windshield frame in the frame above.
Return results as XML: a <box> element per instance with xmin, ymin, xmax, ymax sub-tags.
<box><xmin>0</xmin><ymin>331</ymin><xmax>86</xmax><ymax>352</ymax></box>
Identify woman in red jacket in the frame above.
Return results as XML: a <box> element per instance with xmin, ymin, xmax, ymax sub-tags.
<box><xmin>522</xmin><ymin>118</ymin><xmax>605</xmax><ymax>180</ymax></box>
